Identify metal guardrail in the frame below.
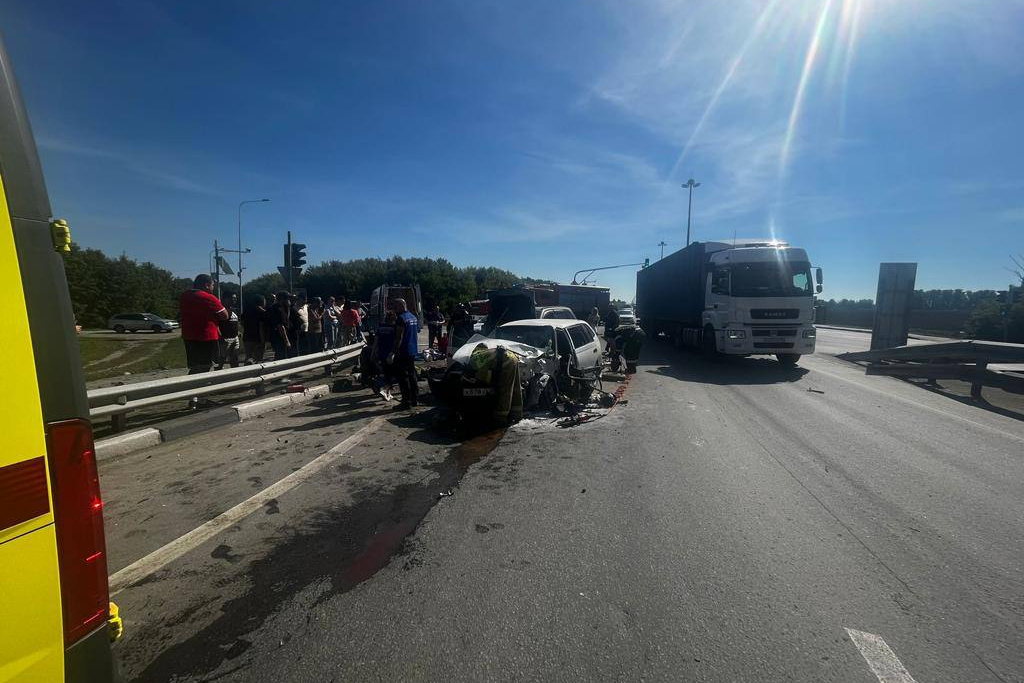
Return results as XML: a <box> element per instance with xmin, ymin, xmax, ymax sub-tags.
<box><xmin>838</xmin><ymin>340</ymin><xmax>1024</xmax><ymax>399</ymax></box>
<box><xmin>88</xmin><ymin>342</ymin><xmax>364</xmax><ymax>428</ymax></box>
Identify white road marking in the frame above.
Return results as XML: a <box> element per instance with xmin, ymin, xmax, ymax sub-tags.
<box><xmin>846</xmin><ymin>628</ymin><xmax>918</xmax><ymax>683</ymax></box>
<box><xmin>108</xmin><ymin>416</ymin><xmax>386</xmax><ymax>595</ymax></box>
<box><xmin>808</xmin><ymin>363</ymin><xmax>1024</xmax><ymax>446</ymax></box>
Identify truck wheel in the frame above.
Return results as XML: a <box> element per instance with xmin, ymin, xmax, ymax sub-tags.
<box><xmin>702</xmin><ymin>325</ymin><xmax>718</xmax><ymax>357</ymax></box>
<box><xmin>776</xmin><ymin>353</ymin><xmax>800</xmax><ymax>367</ymax></box>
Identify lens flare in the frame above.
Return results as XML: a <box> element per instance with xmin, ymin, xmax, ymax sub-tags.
<box><xmin>669</xmin><ymin>0</ymin><xmax>782</xmax><ymax>180</ymax></box>
<box><xmin>779</xmin><ymin>0</ymin><xmax>835</xmax><ymax>177</ymax></box>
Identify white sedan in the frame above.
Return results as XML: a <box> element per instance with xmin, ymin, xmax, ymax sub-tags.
<box><xmin>492</xmin><ymin>318</ymin><xmax>603</xmax><ymax>374</ymax></box>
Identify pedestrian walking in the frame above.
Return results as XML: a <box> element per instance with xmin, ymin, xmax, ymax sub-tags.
<box><xmin>387</xmin><ymin>298</ymin><xmax>419</xmax><ymax>409</ymax></box>
<box><xmin>307</xmin><ymin>297</ymin><xmax>324</xmax><ymax>352</ymax></box>
<box><xmin>242</xmin><ymin>294</ymin><xmax>268</xmax><ymax>363</ymax></box>
<box><xmin>216</xmin><ymin>293</ymin><xmax>241</xmax><ymax>369</ymax></box>
<box><xmin>266</xmin><ymin>291</ymin><xmax>293</xmax><ymax>360</ymax></box>
<box><xmin>341</xmin><ymin>300</ymin><xmax>362</xmax><ymax>345</ymax></box>
<box><xmin>324</xmin><ymin>295</ymin><xmax>341</xmax><ymax>349</ymax></box>
<box><xmin>426</xmin><ymin>304</ymin><xmax>445</xmax><ymax>350</ymax></box>
<box><xmin>179</xmin><ymin>274</ymin><xmax>228</xmax><ymax>374</ymax></box>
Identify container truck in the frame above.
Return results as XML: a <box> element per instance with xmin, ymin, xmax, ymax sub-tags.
<box><xmin>636</xmin><ymin>240</ymin><xmax>822</xmax><ymax>366</ymax></box>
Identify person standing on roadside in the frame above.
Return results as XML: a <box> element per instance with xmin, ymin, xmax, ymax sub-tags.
<box><xmin>426</xmin><ymin>304</ymin><xmax>445</xmax><ymax>350</ymax></box>
<box><xmin>587</xmin><ymin>306</ymin><xmax>601</xmax><ymax>329</ymax></box>
<box><xmin>324</xmin><ymin>295</ymin><xmax>340</xmax><ymax>349</ymax></box>
<box><xmin>307</xmin><ymin>297</ymin><xmax>325</xmax><ymax>352</ymax></box>
<box><xmin>216</xmin><ymin>293</ymin><xmax>241</xmax><ymax>369</ymax></box>
<box><xmin>603</xmin><ymin>305</ymin><xmax>620</xmax><ymax>340</ymax></box>
<box><xmin>387</xmin><ymin>298</ymin><xmax>419</xmax><ymax>409</ymax></box>
<box><xmin>266</xmin><ymin>291</ymin><xmax>293</xmax><ymax>360</ymax></box>
<box><xmin>179</xmin><ymin>274</ymin><xmax>228</xmax><ymax>374</ymax></box>
<box><xmin>341</xmin><ymin>300</ymin><xmax>362</xmax><ymax>345</ymax></box>
<box><xmin>242</xmin><ymin>294</ymin><xmax>268</xmax><ymax>363</ymax></box>
<box><xmin>372</xmin><ymin>310</ymin><xmax>398</xmax><ymax>401</ymax></box>
<box><xmin>292</xmin><ymin>294</ymin><xmax>309</xmax><ymax>354</ymax></box>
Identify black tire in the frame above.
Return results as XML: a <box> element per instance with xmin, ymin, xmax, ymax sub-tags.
<box><xmin>702</xmin><ymin>325</ymin><xmax>718</xmax><ymax>357</ymax></box>
<box><xmin>151</xmin><ymin>325</ymin><xmax>163</xmax><ymax>333</ymax></box>
<box><xmin>113</xmin><ymin>325</ymin><xmax>125</xmax><ymax>334</ymax></box>
<box><xmin>777</xmin><ymin>353</ymin><xmax>800</xmax><ymax>367</ymax></box>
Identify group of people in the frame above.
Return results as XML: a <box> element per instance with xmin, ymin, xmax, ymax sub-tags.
<box><xmin>179</xmin><ymin>274</ymin><xmax>366</xmax><ymax>374</ymax></box>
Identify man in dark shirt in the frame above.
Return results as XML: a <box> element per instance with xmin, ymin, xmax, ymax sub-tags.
<box><xmin>265</xmin><ymin>291</ymin><xmax>293</xmax><ymax>361</ymax></box>
<box><xmin>242</xmin><ymin>294</ymin><xmax>268</xmax><ymax>363</ymax></box>
<box><xmin>179</xmin><ymin>274</ymin><xmax>228</xmax><ymax>374</ymax></box>
<box><xmin>388</xmin><ymin>298</ymin><xmax>420</xmax><ymax>409</ymax></box>
<box><xmin>216</xmin><ymin>293</ymin><xmax>241</xmax><ymax>369</ymax></box>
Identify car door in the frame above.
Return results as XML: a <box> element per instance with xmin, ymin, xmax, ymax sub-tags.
<box><xmin>568</xmin><ymin>324</ymin><xmax>600</xmax><ymax>371</ymax></box>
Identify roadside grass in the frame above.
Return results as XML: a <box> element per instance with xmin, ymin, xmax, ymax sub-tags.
<box><xmin>79</xmin><ymin>337</ymin><xmax>188</xmax><ymax>381</ymax></box>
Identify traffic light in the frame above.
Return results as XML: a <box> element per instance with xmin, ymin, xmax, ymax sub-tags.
<box><xmin>50</xmin><ymin>218</ymin><xmax>71</xmax><ymax>253</ymax></box>
<box><xmin>290</xmin><ymin>243</ymin><xmax>307</xmax><ymax>269</ymax></box>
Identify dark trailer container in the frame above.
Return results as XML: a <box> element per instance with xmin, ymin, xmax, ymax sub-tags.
<box><xmin>636</xmin><ymin>242</ymin><xmax>711</xmax><ymax>333</ymax></box>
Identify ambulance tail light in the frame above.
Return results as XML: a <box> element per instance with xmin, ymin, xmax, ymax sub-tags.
<box><xmin>46</xmin><ymin>419</ymin><xmax>109</xmax><ymax>645</ymax></box>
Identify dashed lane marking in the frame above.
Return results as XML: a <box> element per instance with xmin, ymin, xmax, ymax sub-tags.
<box><xmin>846</xmin><ymin>628</ymin><xmax>919</xmax><ymax>683</ymax></box>
<box><xmin>108</xmin><ymin>416</ymin><xmax>386</xmax><ymax>595</ymax></box>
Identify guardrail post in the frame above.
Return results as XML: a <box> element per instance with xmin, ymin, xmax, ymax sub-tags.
<box><xmin>111</xmin><ymin>413</ymin><xmax>127</xmax><ymax>433</ymax></box>
<box><xmin>971</xmin><ymin>361</ymin><xmax>987</xmax><ymax>400</ymax></box>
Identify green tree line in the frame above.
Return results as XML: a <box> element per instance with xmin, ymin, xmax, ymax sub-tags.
<box><xmin>63</xmin><ymin>247</ymin><xmax>538</xmax><ymax>328</ymax></box>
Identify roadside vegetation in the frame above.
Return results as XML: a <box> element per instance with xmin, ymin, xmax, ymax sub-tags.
<box><xmin>78</xmin><ymin>336</ymin><xmax>186</xmax><ymax>382</ymax></box>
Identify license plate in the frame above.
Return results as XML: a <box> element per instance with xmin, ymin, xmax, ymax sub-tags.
<box><xmin>463</xmin><ymin>387</ymin><xmax>492</xmax><ymax>397</ymax></box>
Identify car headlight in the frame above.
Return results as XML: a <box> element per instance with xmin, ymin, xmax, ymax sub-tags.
<box><xmin>802</xmin><ymin>329</ymin><xmax>817</xmax><ymax>338</ymax></box>
<box><xmin>726</xmin><ymin>329</ymin><xmax>746</xmax><ymax>340</ymax></box>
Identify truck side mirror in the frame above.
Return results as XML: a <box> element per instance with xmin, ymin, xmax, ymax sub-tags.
<box><xmin>816</xmin><ymin>284</ymin><xmax>823</xmax><ymax>294</ymax></box>
<box><xmin>815</xmin><ymin>268</ymin><xmax>823</xmax><ymax>285</ymax></box>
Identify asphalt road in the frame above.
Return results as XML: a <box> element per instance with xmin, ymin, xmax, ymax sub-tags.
<box><xmin>103</xmin><ymin>328</ymin><xmax>1024</xmax><ymax>682</ymax></box>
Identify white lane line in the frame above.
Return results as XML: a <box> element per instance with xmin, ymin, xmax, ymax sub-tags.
<box><xmin>808</xmin><ymin>363</ymin><xmax>1024</xmax><ymax>446</ymax></box>
<box><xmin>109</xmin><ymin>416</ymin><xmax>386</xmax><ymax>595</ymax></box>
<box><xmin>846</xmin><ymin>628</ymin><xmax>918</xmax><ymax>683</ymax></box>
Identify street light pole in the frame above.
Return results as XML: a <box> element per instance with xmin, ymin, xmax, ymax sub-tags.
<box><xmin>682</xmin><ymin>178</ymin><xmax>701</xmax><ymax>247</ymax></box>
<box><xmin>237</xmin><ymin>198</ymin><xmax>270</xmax><ymax>306</ymax></box>
<box><xmin>658</xmin><ymin>241</ymin><xmax>667</xmax><ymax>260</ymax></box>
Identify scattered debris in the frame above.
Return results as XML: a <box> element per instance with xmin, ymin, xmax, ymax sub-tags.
<box><xmin>806</xmin><ymin>387</ymin><xmax>825</xmax><ymax>394</ymax></box>
<box><xmin>285</xmin><ymin>383</ymin><xmax>306</xmax><ymax>393</ymax></box>
<box><xmin>438</xmin><ymin>489</ymin><xmax>454</xmax><ymax>498</ymax></box>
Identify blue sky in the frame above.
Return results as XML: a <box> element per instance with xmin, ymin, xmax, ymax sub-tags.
<box><xmin>3</xmin><ymin>0</ymin><xmax>1023</xmax><ymax>300</ymax></box>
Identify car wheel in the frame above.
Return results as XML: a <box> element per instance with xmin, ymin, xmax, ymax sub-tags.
<box><xmin>777</xmin><ymin>353</ymin><xmax>800</xmax><ymax>367</ymax></box>
<box><xmin>152</xmin><ymin>325</ymin><xmax>163</xmax><ymax>333</ymax></box>
<box><xmin>113</xmin><ymin>325</ymin><xmax>125</xmax><ymax>334</ymax></box>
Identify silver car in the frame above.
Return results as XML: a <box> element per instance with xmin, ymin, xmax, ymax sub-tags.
<box><xmin>108</xmin><ymin>312</ymin><xmax>179</xmax><ymax>333</ymax></box>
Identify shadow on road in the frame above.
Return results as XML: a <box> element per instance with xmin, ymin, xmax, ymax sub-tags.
<box><xmin>906</xmin><ymin>379</ymin><xmax>1024</xmax><ymax>423</ymax></box>
<box><xmin>637</xmin><ymin>341</ymin><xmax>809</xmax><ymax>385</ymax></box>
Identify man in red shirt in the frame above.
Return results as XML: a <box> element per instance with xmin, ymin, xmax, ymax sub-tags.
<box><xmin>179</xmin><ymin>274</ymin><xmax>228</xmax><ymax>374</ymax></box>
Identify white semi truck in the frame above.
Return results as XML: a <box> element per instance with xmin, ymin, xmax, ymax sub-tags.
<box><xmin>636</xmin><ymin>240</ymin><xmax>822</xmax><ymax>366</ymax></box>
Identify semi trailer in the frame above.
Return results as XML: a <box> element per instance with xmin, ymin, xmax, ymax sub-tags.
<box><xmin>636</xmin><ymin>240</ymin><xmax>822</xmax><ymax>366</ymax></box>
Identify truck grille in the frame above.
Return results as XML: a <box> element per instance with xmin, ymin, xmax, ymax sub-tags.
<box><xmin>754</xmin><ymin>342</ymin><xmax>794</xmax><ymax>349</ymax></box>
<box><xmin>751</xmin><ymin>328</ymin><xmax>798</xmax><ymax>337</ymax></box>
<box><xmin>751</xmin><ymin>309</ymin><xmax>799</xmax><ymax>319</ymax></box>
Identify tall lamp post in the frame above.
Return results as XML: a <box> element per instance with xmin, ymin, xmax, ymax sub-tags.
<box><xmin>681</xmin><ymin>178</ymin><xmax>700</xmax><ymax>247</ymax></box>
<box><xmin>658</xmin><ymin>240</ymin><xmax>667</xmax><ymax>260</ymax></box>
<box><xmin>237</xmin><ymin>198</ymin><xmax>270</xmax><ymax>306</ymax></box>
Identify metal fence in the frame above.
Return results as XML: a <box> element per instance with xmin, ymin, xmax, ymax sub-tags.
<box><xmin>88</xmin><ymin>342</ymin><xmax>364</xmax><ymax>429</ymax></box>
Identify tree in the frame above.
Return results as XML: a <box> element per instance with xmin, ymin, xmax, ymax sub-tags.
<box><xmin>964</xmin><ymin>301</ymin><xmax>1005</xmax><ymax>341</ymax></box>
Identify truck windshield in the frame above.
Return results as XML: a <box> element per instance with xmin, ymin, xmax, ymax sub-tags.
<box><xmin>494</xmin><ymin>325</ymin><xmax>555</xmax><ymax>351</ymax></box>
<box><xmin>729</xmin><ymin>262</ymin><xmax>813</xmax><ymax>298</ymax></box>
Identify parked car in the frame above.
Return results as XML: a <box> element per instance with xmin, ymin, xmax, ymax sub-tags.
<box><xmin>493</xmin><ymin>318</ymin><xmax>602</xmax><ymax>374</ymax></box>
<box><xmin>108</xmin><ymin>312</ymin><xmax>179</xmax><ymax>333</ymax></box>
<box><xmin>535</xmin><ymin>306</ymin><xmax>576</xmax><ymax>320</ymax></box>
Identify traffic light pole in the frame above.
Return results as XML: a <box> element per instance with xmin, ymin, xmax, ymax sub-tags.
<box><xmin>213</xmin><ymin>239</ymin><xmax>222</xmax><ymax>300</ymax></box>
<box><xmin>286</xmin><ymin>230</ymin><xmax>293</xmax><ymax>294</ymax></box>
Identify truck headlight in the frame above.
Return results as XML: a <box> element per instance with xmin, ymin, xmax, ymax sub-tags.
<box><xmin>802</xmin><ymin>329</ymin><xmax>816</xmax><ymax>338</ymax></box>
<box><xmin>726</xmin><ymin>330</ymin><xmax>746</xmax><ymax>340</ymax></box>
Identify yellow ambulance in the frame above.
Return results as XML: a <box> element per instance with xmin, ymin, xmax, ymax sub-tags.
<box><xmin>0</xmin><ymin>39</ymin><xmax>120</xmax><ymax>682</ymax></box>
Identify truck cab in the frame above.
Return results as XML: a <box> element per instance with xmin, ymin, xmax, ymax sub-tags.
<box><xmin>704</xmin><ymin>242</ymin><xmax>819</xmax><ymax>364</ymax></box>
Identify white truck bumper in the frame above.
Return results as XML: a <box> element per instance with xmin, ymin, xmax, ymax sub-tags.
<box><xmin>718</xmin><ymin>325</ymin><xmax>816</xmax><ymax>355</ymax></box>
